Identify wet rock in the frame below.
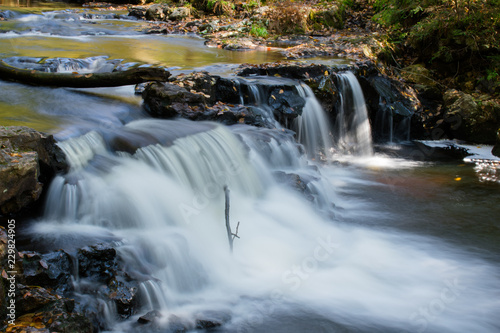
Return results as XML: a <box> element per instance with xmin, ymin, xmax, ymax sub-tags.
<box><xmin>128</xmin><ymin>6</ymin><xmax>147</xmax><ymax>19</ymax></box>
<box><xmin>78</xmin><ymin>243</ymin><xmax>117</xmax><ymax>282</ymax></box>
<box><xmin>104</xmin><ymin>272</ymin><xmax>140</xmax><ymax>318</ymax></box>
<box><xmin>442</xmin><ymin>90</ymin><xmax>500</xmax><ymax>144</ymax></box>
<box><xmin>274</xmin><ymin>171</ymin><xmax>315</xmax><ymax>201</ymax></box>
<box><xmin>310</xmin><ymin>6</ymin><xmax>344</xmax><ymax>30</ymax></box>
<box><xmin>142</xmin><ymin>82</ymin><xmax>207</xmax><ymax>119</ymax></box>
<box><xmin>412</xmin><ymin>141</ymin><xmax>471</xmax><ymax>161</ymax></box>
<box><xmin>146</xmin><ymin>4</ymin><xmax>171</xmax><ymax>21</ymax></box>
<box><xmin>268</xmin><ymin>87</ymin><xmax>306</xmax><ymax>122</ymax></box>
<box><xmin>238</xmin><ymin>63</ymin><xmax>331</xmax><ymax>81</ymax></box>
<box><xmin>157</xmin><ymin>311</ymin><xmax>229</xmax><ymax>332</ymax></box>
<box><xmin>6</xmin><ymin>300</ymin><xmax>93</xmax><ymax>333</ymax></box>
<box><xmin>493</xmin><ymin>130</ymin><xmax>500</xmax><ymax>157</ymax></box>
<box><xmin>16</xmin><ymin>285</ymin><xmax>65</xmax><ymax>314</ymax></box>
<box><xmin>142</xmin><ymin>76</ymin><xmax>270</xmax><ymax>127</ymax></box>
<box><xmin>137</xmin><ymin>310</ymin><xmax>162</xmax><ymax>324</ymax></box>
<box><xmin>0</xmin><ymin>10</ymin><xmax>16</xmax><ymax>20</ymax></box>
<box><xmin>0</xmin><ymin>126</ymin><xmax>67</xmax><ymax>214</ymax></box>
<box><xmin>0</xmin><ymin>152</ymin><xmax>42</xmax><ymax>215</ymax></box>
<box><xmin>400</xmin><ymin>64</ymin><xmax>441</xmax><ymax>100</ymax></box>
<box><xmin>169</xmin><ymin>7</ymin><xmax>190</xmax><ymax>21</ymax></box>
<box><xmin>21</xmin><ymin>250</ymin><xmax>74</xmax><ymax>295</ymax></box>
<box><xmin>356</xmin><ymin>73</ymin><xmax>420</xmax><ymax>142</ymax></box>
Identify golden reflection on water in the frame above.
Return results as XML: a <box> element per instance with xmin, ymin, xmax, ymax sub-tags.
<box><xmin>0</xmin><ymin>35</ymin><xmax>283</xmax><ymax>69</ymax></box>
<box><xmin>0</xmin><ymin>100</ymin><xmax>62</xmax><ymax>133</ymax></box>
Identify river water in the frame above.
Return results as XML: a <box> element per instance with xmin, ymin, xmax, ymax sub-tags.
<box><xmin>1</xmin><ymin>5</ymin><xmax>500</xmax><ymax>333</ymax></box>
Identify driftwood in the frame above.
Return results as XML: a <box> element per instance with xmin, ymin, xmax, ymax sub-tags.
<box><xmin>0</xmin><ymin>60</ymin><xmax>170</xmax><ymax>88</ymax></box>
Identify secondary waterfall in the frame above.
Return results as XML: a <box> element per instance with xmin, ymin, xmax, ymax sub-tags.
<box><xmin>334</xmin><ymin>72</ymin><xmax>374</xmax><ymax>156</ymax></box>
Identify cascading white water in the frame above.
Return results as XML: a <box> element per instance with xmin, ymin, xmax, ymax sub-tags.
<box><xmin>335</xmin><ymin>72</ymin><xmax>374</xmax><ymax>156</ymax></box>
<box><xmin>30</xmin><ymin>116</ymin><xmax>500</xmax><ymax>333</ymax></box>
<box><xmin>295</xmin><ymin>83</ymin><xmax>334</xmax><ymax>160</ymax></box>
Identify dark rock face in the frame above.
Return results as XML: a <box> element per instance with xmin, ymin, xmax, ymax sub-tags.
<box><xmin>273</xmin><ymin>171</ymin><xmax>315</xmax><ymax>202</ymax></box>
<box><xmin>0</xmin><ymin>126</ymin><xmax>67</xmax><ymax>215</ymax></box>
<box><xmin>21</xmin><ymin>250</ymin><xmax>74</xmax><ymax>295</ymax></box>
<box><xmin>238</xmin><ymin>61</ymin><xmax>422</xmax><ymax>143</ymax></box>
<box><xmin>0</xmin><ymin>229</ymin><xmax>145</xmax><ymax>332</ymax></box>
<box><xmin>493</xmin><ymin>130</ymin><xmax>500</xmax><ymax>157</ymax></box>
<box><xmin>142</xmin><ymin>71</ymin><xmax>310</xmax><ymax>128</ymax></box>
<box><xmin>76</xmin><ymin>243</ymin><xmax>140</xmax><ymax>320</ymax></box>
<box><xmin>128</xmin><ymin>6</ymin><xmax>147</xmax><ymax>19</ymax></box>
<box><xmin>443</xmin><ymin>90</ymin><xmax>500</xmax><ymax>144</ymax></box>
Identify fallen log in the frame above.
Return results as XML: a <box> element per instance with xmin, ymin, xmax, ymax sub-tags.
<box><xmin>0</xmin><ymin>60</ymin><xmax>170</xmax><ymax>88</ymax></box>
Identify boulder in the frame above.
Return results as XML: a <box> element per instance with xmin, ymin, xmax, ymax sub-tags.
<box><xmin>268</xmin><ymin>87</ymin><xmax>306</xmax><ymax>122</ymax></box>
<box><xmin>128</xmin><ymin>6</ymin><xmax>147</xmax><ymax>19</ymax></box>
<box><xmin>169</xmin><ymin>7</ymin><xmax>191</xmax><ymax>21</ymax></box>
<box><xmin>309</xmin><ymin>6</ymin><xmax>344</xmax><ymax>30</ymax></box>
<box><xmin>0</xmin><ymin>126</ymin><xmax>66</xmax><ymax>215</ymax></box>
<box><xmin>142</xmin><ymin>82</ymin><xmax>207</xmax><ymax>119</ymax></box>
<box><xmin>21</xmin><ymin>250</ymin><xmax>74</xmax><ymax>295</ymax></box>
<box><xmin>443</xmin><ymin>90</ymin><xmax>499</xmax><ymax>143</ymax></box>
<box><xmin>400</xmin><ymin>64</ymin><xmax>441</xmax><ymax>100</ymax></box>
<box><xmin>0</xmin><ymin>152</ymin><xmax>42</xmax><ymax>215</ymax></box>
<box><xmin>492</xmin><ymin>130</ymin><xmax>500</xmax><ymax>158</ymax></box>
<box><xmin>145</xmin><ymin>4</ymin><xmax>171</xmax><ymax>21</ymax></box>
<box><xmin>142</xmin><ymin>75</ymin><xmax>279</xmax><ymax>127</ymax></box>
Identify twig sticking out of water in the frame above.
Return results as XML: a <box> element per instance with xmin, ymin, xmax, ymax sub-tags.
<box><xmin>224</xmin><ymin>185</ymin><xmax>233</xmax><ymax>253</ymax></box>
<box><xmin>224</xmin><ymin>186</ymin><xmax>241</xmax><ymax>253</ymax></box>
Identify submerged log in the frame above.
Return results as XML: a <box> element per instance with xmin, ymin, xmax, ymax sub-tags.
<box><xmin>0</xmin><ymin>60</ymin><xmax>170</xmax><ymax>88</ymax></box>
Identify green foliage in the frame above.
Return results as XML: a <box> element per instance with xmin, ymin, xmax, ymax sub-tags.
<box><xmin>243</xmin><ymin>0</ymin><xmax>261</xmax><ymax>10</ymax></box>
<box><xmin>372</xmin><ymin>0</ymin><xmax>500</xmax><ymax>94</ymax></box>
<box><xmin>204</xmin><ymin>0</ymin><xmax>235</xmax><ymax>15</ymax></box>
<box><xmin>250</xmin><ymin>24</ymin><xmax>269</xmax><ymax>38</ymax></box>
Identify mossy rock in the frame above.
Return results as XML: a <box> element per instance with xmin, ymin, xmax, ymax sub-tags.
<box><xmin>309</xmin><ymin>6</ymin><xmax>344</xmax><ymax>30</ymax></box>
<box><xmin>443</xmin><ymin>90</ymin><xmax>500</xmax><ymax>144</ymax></box>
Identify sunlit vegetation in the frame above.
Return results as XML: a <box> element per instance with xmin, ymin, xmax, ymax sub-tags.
<box><xmin>371</xmin><ymin>0</ymin><xmax>500</xmax><ymax>94</ymax></box>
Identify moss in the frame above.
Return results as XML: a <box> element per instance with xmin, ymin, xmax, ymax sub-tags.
<box><xmin>309</xmin><ymin>7</ymin><xmax>345</xmax><ymax>30</ymax></box>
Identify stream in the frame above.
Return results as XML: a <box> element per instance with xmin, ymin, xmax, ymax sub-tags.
<box><xmin>1</xmin><ymin>5</ymin><xmax>500</xmax><ymax>333</ymax></box>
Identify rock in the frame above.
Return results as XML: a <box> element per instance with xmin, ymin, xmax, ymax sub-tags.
<box><xmin>0</xmin><ymin>10</ymin><xmax>16</xmax><ymax>20</ymax></box>
<box><xmin>20</xmin><ymin>250</ymin><xmax>74</xmax><ymax>295</ymax></box>
<box><xmin>273</xmin><ymin>171</ymin><xmax>315</xmax><ymax>201</ymax></box>
<box><xmin>145</xmin><ymin>4</ymin><xmax>171</xmax><ymax>21</ymax></box>
<box><xmin>0</xmin><ymin>152</ymin><xmax>42</xmax><ymax>215</ymax></box>
<box><xmin>8</xmin><ymin>299</ymin><xmax>93</xmax><ymax>333</ymax></box>
<box><xmin>400</xmin><ymin>64</ymin><xmax>442</xmax><ymax>100</ymax></box>
<box><xmin>16</xmin><ymin>285</ymin><xmax>63</xmax><ymax>314</ymax></box>
<box><xmin>78</xmin><ymin>243</ymin><xmax>117</xmax><ymax>282</ymax></box>
<box><xmin>142</xmin><ymin>76</ymin><xmax>271</xmax><ymax>127</ymax></box>
<box><xmin>443</xmin><ymin>90</ymin><xmax>499</xmax><ymax>143</ymax></box>
<box><xmin>137</xmin><ymin>310</ymin><xmax>162</xmax><ymax>324</ymax></box>
<box><xmin>142</xmin><ymin>82</ymin><xmax>207</xmax><ymax>119</ymax></box>
<box><xmin>268</xmin><ymin>87</ymin><xmax>306</xmax><ymax>122</ymax></box>
<box><xmin>238</xmin><ymin>63</ymin><xmax>330</xmax><ymax>81</ymax></box>
<box><xmin>128</xmin><ymin>6</ymin><xmax>147</xmax><ymax>19</ymax></box>
<box><xmin>310</xmin><ymin>6</ymin><xmax>344</xmax><ymax>30</ymax></box>
<box><xmin>492</xmin><ymin>130</ymin><xmax>500</xmax><ymax>157</ymax></box>
<box><xmin>106</xmin><ymin>276</ymin><xmax>140</xmax><ymax>318</ymax></box>
<box><xmin>169</xmin><ymin>7</ymin><xmax>190</xmax><ymax>21</ymax></box>
<box><xmin>0</xmin><ymin>126</ymin><xmax>67</xmax><ymax>215</ymax></box>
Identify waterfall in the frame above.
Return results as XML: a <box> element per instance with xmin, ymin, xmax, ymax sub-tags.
<box><xmin>29</xmin><ymin>115</ymin><xmax>500</xmax><ymax>333</ymax></box>
<box><xmin>294</xmin><ymin>83</ymin><xmax>334</xmax><ymax>160</ymax></box>
<box><xmin>334</xmin><ymin>72</ymin><xmax>374</xmax><ymax>156</ymax></box>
